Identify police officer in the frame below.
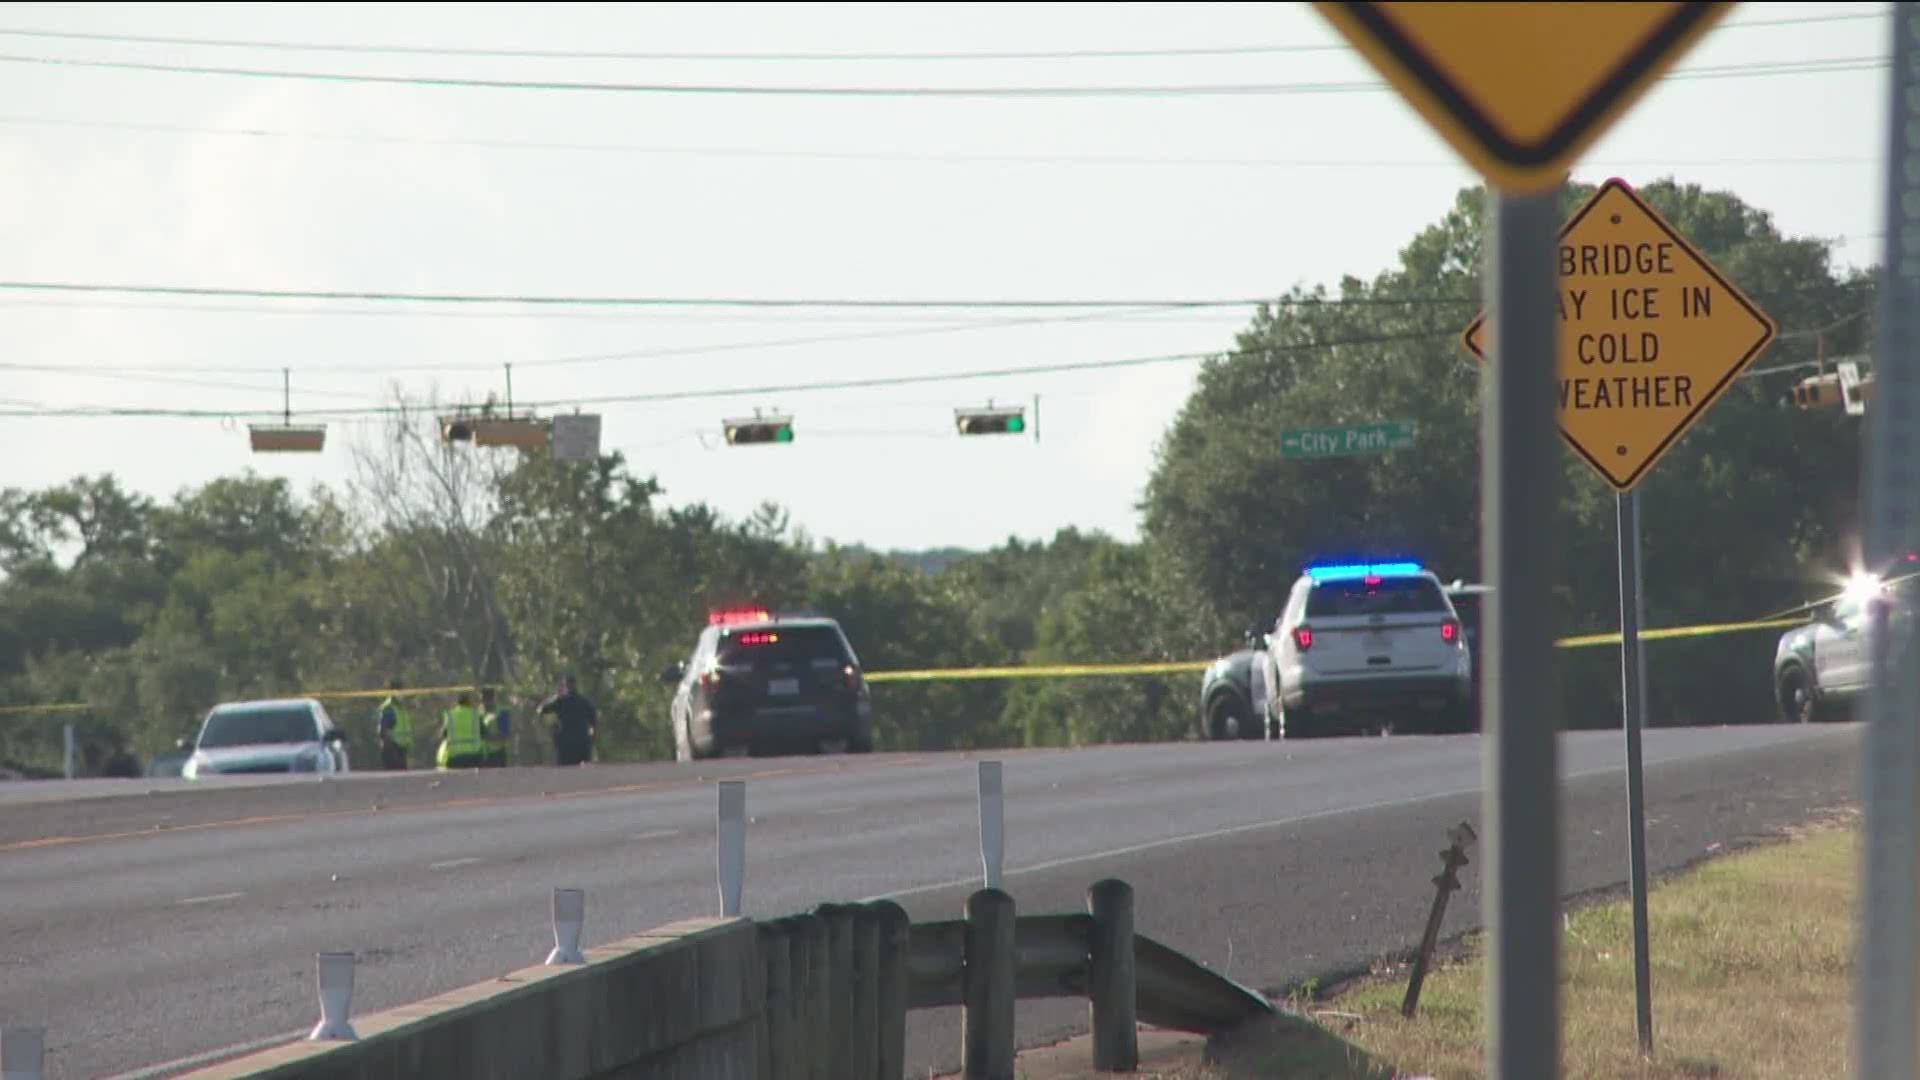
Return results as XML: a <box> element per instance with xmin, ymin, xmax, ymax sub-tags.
<box><xmin>538</xmin><ymin>674</ymin><xmax>597</xmax><ymax>767</ymax></box>
<box><xmin>480</xmin><ymin>686</ymin><xmax>511</xmax><ymax>769</ymax></box>
<box><xmin>376</xmin><ymin>679</ymin><xmax>414</xmax><ymax>771</ymax></box>
<box><xmin>436</xmin><ymin>691</ymin><xmax>486</xmax><ymax>770</ymax></box>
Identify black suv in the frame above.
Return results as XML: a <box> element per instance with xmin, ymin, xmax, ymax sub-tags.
<box><xmin>660</xmin><ymin>610</ymin><xmax>874</xmax><ymax>759</ymax></box>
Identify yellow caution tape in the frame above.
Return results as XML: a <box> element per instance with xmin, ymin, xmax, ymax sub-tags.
<box><xmin>0</xmin><ymin>613</ymin><xmax>1817</xmax><ymax>717</ymax></box>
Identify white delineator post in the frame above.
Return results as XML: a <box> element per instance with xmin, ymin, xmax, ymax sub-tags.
<box><xmin>546</xmin><ymin>888</ymin><xmax>587</xmax><ymax>965</ymax></box>
<box><xmin>62</xmin><ymin>725</ymin><xmax>74</xmax><ymax>780</ymax></box>
<box><xmin>0</xmin><ymin>1026</ymin><xmax>45</xmax><ymax>1080</ymax></box>
<box><xmin>717</xmin><ymin>781</ymin><xmax>746</xmax><ymax>917</ymax></box>
<box><xmin>977</xmin><ymin>761</ymin><xmax>1004</xmax><ymax>889</ymax></box>
<box><xmin>308</xmin><ymin>952</ymin><xmax>358</xmax><ymax>1041</ymax></box>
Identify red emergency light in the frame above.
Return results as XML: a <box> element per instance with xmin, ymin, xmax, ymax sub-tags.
<box><xmin>709</xmin><ymin>608</ymin><xmax>772</xmax><ymax>626</ymax></box>
<box><xmin>736</xmin><ymin>632</ymin><xmax>780</xmax><ymax>646</ymax></box>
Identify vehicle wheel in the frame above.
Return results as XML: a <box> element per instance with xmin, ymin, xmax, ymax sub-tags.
<box><xmin>1206</xmin><ymin>694</ymin><xmax>1256</xmax><ymax>740</ymax></box>
<box><xmin>1777</xmin><ymin>665</ymin><xmax>1817</xmax><ymax>725</ymax></box>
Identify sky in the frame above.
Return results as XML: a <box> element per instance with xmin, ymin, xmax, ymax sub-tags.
<box><xmin>0</xmin><ymin>1</ymin><xmax>1894</xmax><ymax>552</ymax></box>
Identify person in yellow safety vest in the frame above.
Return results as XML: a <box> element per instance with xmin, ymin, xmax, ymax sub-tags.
<box><xmin>376</xmin><ymin>678</ymin><xmax>413</xmax><ymax>771</ymax></box>
<box><xmin>437</xmin><ymin>692</ymin><xmax>487</xmax><ymax>770</ymax></box>
<box><xmin>479</xmin><ymin>686</ymin><xmax>510</xmax><ymax>768</ymax></box>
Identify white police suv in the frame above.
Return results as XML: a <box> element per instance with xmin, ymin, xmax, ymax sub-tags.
<box><xmin>1258</xmin><ymin>561</ymin><xmax>1473</xmax><ymax>739</ymax></box>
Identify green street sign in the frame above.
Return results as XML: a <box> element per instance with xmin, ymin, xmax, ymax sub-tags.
<box><xmin>1280</xmin><ymin>421</ymin><xmax>1416</xmax><ymax>459</ymax></box>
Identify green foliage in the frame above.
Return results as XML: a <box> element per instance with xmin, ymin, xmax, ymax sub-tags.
<box><xmin>0</xmin><ymin>178</ymin><xmax>1875</xmax><ymax>769</ymax></box>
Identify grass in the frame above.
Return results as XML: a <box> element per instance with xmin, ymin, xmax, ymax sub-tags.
<box><xmin>1164</xmin><ymin>815</ymin><xmax>1860</xmax><ymax>1079</ymax></box>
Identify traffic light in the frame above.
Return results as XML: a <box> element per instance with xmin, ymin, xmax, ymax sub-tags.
<box><xmin>724</xmin><ymin>416</ymin><xmax>794</xmax><ymax>445</ymax></box>
<box><xmin>1790</xmin><ymin>374</ymin><xmax>1843</xmax><ymax>410</ymax></box>
<box><xmin>955</xmin><ymin>407</ymin><xmax>1027</xmax><ymax>436</ymax></box>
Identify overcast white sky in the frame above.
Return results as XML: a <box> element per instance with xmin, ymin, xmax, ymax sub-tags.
<box><xmin>0</xmin><ymin>1</ymin><xmax>1893</xmax><ymax>551</ymax></box>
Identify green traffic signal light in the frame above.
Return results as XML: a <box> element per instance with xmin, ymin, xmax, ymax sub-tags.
<box><xmin>1006</xmin><ymin>415</ymin><xmax>1025</xmax><ymax>433</ymax></box>
<box><xmin>775</xmin><ymin>425</ymin><xmax>793</xmax><ymax>443</ymax></box>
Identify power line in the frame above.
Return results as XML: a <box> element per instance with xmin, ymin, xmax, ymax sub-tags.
<box><xmin>0</xmin><ymin>281</ymin><xmax>1462</xmax><ymax>310</ymax></box>
<box><xmin>0</xmin><ymin>9</ymin><xmax>1881</xmax><ymax>63</ymax></box>
<box><xmin>0</xmin><ymin>52</ymin><xmax>1887</xmax><ymax>97</ymax></box>
<box><xmin>0</xmin><ymin>113</ymin><xmax>1883</xmax><ymax>172</ymax></box>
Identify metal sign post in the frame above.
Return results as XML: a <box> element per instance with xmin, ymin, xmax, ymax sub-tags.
<box><xmin>1616</xmin><ymin>490</ymin><xmax>1655</xmax><ymax>1053</ymax></box>
<box><xmin>1857</xmin><ymin>7</ymin><xmax>1920</xmax><ymax>1078</ymax></box>
<box><xmin>1481</xmin><ymin>188</ymin><xmax>1567</xmax><ymax>1080</ymax></box>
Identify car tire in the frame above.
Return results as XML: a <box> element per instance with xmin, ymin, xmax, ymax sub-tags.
<box><xmin>1777</xmin><ymin>664</ymin><xmax>1818</xmax><ymax>725</ymax></box>
<box><xmin>1206</xmin><ymin>694</ymin><xmax>1257</xmax><ymax>740</ymax></box>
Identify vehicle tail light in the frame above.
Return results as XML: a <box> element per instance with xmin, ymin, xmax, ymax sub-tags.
<box><xmin>1293</xmin><ymin>626</ymin><xmax>1313</xmax><ymax>652</ymax></box>
<box><xmin>700</xmin><ymin>662</ymin><xmax>723</xmax><ymax>691</ymax></box>
<box><xmin>842</xmin><ymin>664</ymin><xmax>863</xmax><ymax>691</ymax></box>
<box><xmin>1441</xmin><ymin>619</ymin><xmax>1461</xmax><ymax>644</ymax></box>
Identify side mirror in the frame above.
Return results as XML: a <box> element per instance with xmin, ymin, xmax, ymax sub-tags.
<box><xmin>660</xmin><ymin>662</ymin><xmax>687</xmax><ymax>685</ymax></box>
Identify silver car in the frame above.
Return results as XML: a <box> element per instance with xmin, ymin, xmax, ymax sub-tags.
<box><xmin>182</xmin><ymin>698</ymin><xmax>350</xmax><ymax>778</ymax></box>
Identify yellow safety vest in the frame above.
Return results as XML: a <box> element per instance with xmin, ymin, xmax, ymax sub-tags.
<box><xmin>437</xmin><ymin>705</ymin><xmax>484</xmax><ymax>768</ymax></box>
<box><xmin>380</xmin><ymin>697</ymin><xmax>414</xmax><ymax>750</ymax></box>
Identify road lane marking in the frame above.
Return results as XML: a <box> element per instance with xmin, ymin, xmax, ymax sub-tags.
<box><xmin>429</xmin><ymin>857</ymin><xmax>483</xmax><ymax>870</ymax></box>
<box><xmin>177</xmin><ymin>891</ymin><xmax>244</xmax><ymax>905</ymax></box>
<box><xmin>0</xmin><ymin>756</ymin><xmax>932</xmax><ymax>854</ymax></box>
<box><xmin>857</xmin><ymin>743</ymin><xmax>1846</xmax><ymax>904</ymax></box>
<box><xmin>101</xmin><ymin>1029</ymin><xmax>304</xmax><ymax>1080</ymax></box>
<box><xmin>630</xmin><ymin>829</ymin><xmax>681</xmax><ymax>841</ymax></box>
<box><xmin>815</xmin><ymin>805</ymin><xmax>861</xmax><ymax>816</ymax></box>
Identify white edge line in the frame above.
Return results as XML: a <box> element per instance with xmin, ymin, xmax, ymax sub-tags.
<box><xmin>856</xmin><ymin>756</ymin><xmax>1701</xmax><ymax>904</ymax></box>
<box><xmin>429</xmin><ymin>856</ymin><xmax>483</xmax><ymax>870</ymax></box>
<box><xmin>631</xmin><ymin>828</ymin><xmax>681</xmax><ymax>841</ymax></box>
<box><xmin>100</xmin><ymin>1029</ymin><xmax>305</xmax><ymax>1079</ymax></box>
<box><xmin>176</xmin><ymin>891</ymin><xmax>244</xmax><ymax>905</ymax></box>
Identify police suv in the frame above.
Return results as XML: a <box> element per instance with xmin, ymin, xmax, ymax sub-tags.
<box><xmin>660</xmin><ymin>609</ymin><xmax>874</xmax><ymax>760</ymax></box>
<box><xmin>1774</xmin><ymin>568</ymin><xmax>1914</xmax><ymax>724</ymax></box>
<box><xmin>1258</xmin><ymin>561</ymin><xmax>1473</xmax><ymax>738</ymax></box>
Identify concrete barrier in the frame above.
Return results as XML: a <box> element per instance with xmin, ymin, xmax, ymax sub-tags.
<box><xmin>183</xmin><ymin>918</ymin><xmax>761</xmax><ymax>1080</ymax></box>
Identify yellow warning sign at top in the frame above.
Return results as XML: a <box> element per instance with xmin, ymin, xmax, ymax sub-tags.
<box><xmin>1461</xmin><ymin>179</ymin><xmax>1776</xmax><ymax>493</ymax></box>
<box><xmin>1313</xmin><ymin>2</ymin><xmax>1733</xmax><ymax>192</ymax></box>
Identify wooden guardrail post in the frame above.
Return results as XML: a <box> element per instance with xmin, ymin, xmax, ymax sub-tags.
<box><xmin>962</xmin><ymin>888</ymin><xmax>1017</xmax><ymax>1080</ymax></box>
<box><xmin>759</xmin><ymin>917</ymin><xmax>794</xmax><ymax>1080</ymax></box>
<box><xmin>1088</xmin><ymin>878</ymin><xmax>1139</xmax><ymax>1071</ymax></box>
<box><xmin>871</xmin><ymin>900</ymin><xmax>912</xmax><ymax>1080</ymax></box>
<box><xmin>796</xmin><ymin>911</ymin><xmax>832</xmax><ymax>1080</ymax></box>
<box><xmin>850</xmin><ymin>905</ymin><xmax>882</xmax><ymax>1080</ymax></box>
<box><xmin>817</xmin><ymin>902</ymin><xmax>857</xmax><ymax>1074</ymax></box>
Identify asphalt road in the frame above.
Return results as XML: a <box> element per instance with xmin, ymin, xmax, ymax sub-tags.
<box><xmin>0</xmin><ymin>724</ymin><xmax>1859</xmax><ymax>1079</ymax></box>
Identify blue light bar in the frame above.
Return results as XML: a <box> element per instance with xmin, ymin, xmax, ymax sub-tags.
<box><xmin>1305</xmin><ymin>561</ymin><xmax>1425</xmax><ymax>582</ymax></box>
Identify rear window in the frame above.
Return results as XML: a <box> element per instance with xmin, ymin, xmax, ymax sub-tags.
<box><xmin>199</xmin><ymin>707</ymin><xmax>318</xmax><ymax>748</ymax></box>
<box><xmin>1306</xmin><ymin>576</ymin><xmax>1448</xmax><ymax>617</ymax></box>
<box><xmin>716</xmin><ymin>625</ymin><xmax>853</xmax><ymax>666</ymax></box>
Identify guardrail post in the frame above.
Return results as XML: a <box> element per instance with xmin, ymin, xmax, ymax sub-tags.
<box><xmin>546</xmin><ymin>887</ymin><xmax>587</xmax><ymax>965</ymax></box>
<box><xmin>759</xmin><ymin>918</ymin><xmax>794</xmax><ymax>1080</ymax></box>
<box><xmin>784</xmin><ymin>914</ymin><xmax>817</xmax><ymax>1080</ymax></box>
<box><xmin>717</xmin><ymin>781</ymin><xmax>746</xmax><ymax>917</ymax></box>
<box><xmin>308</xmin><ymin>952</ymin><xmax>358</xmax><ymax>1041</ymax></box>
<box><xmin>962</xmin><ymin>888</ymin><xmax>1016</xmax><ymax>1080</ymax></box>
<box><xmin>850</xmin><ymin>905</ymin><xmax>882</xmax><ymax>1080</ymax></box>
<box><xmin>977</xmin><ymin>762</ymin><xmax>1004</xmax><ymax>889</ymax></box>
<box><xmin>1088</xmin><ymin>879</ymin><xmax>1139</xmax><ymax>1071</ymax></box>
<box><xmin>799</xmin><ymin>912</ymin><xmax>832</xmax><ymax>1080</ymax></box>
<box><xmin>870</xmin><ymin>900</ymin><xmax>911</xmax><ymax>1080</ymax></box>
<box><xmin>816</xmin><ymin>903</ymin><xmax>856</xmax><ymax>1074</ymax></box>
<box><xmin>0</xmin><ymin>1026</ymin><xmax>44</xmax><ymax>1080</ymax></box>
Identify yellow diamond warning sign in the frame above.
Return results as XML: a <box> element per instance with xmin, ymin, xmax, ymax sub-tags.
<box><xmin>1313</xmin><ymin>2</ymin><xmax>1732</xmax><ymax>192</ymax></box>
<box><xmin>1461</xmin><ymin>178</ymin><xmax>1776</xmax><ymax>493</ymax></box>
